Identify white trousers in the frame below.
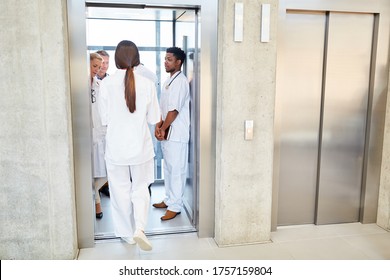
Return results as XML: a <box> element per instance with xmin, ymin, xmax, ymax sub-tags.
<box><xmin>92</xmin><ymin>128</ymin><xmax>107</xmax><ymax>205</ymax></box>
<box><xmin>94</xmin><ymin>177</ymin><xmax>107</xmax><ymax>205</ymax></box>
<box><xmin>106</xmin><ymin>159</ymin><xmax>154</xmax><ymax>238</ymax></box>
<box><xmin>161</xmin><ymin>141</ymin><xmax>188</xmax><ymax>213</ymax></box>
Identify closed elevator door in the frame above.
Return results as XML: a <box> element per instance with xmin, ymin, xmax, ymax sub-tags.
<box><xmin>276</xmin><ymin>10</ymin><xmax>374</xmax><ymax>226</ymax></box>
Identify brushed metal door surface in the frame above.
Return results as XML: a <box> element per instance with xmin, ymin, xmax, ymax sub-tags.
<box><xmin>276</xmin><ymin>11</ymin><xmax>326</xmax><ymax>225</ymax></box>
<box><xmin>274</xmin><ymin>0</ymin><xmax>390</xmax><ymax>230</ymax></box>
<box><xmin>176</xmin><ymin>12</ymin><xmax>199</xmax><ymax>224</ymax></box>
<box><xmin>316</xmin><ymin>12</ymin><xmax>373</xmax><ymax>224</ymax></box>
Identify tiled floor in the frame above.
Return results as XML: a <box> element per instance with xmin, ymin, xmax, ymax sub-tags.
<box><xmin>86</xmin><ymin>183</ymin><xmax>390</xmax><ymax>260</ymax></box>
<box><xmin>94</xmin><ymin>183</ymin><xmax>195</xmax><ymax>239</ymax></box>
<box><xmin>78</xmin><ymin>222</ymin><xmax>390</xmax><ymax>260</ymax></box>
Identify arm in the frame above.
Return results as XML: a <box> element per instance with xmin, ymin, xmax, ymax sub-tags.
<box><xmin>156</xmin><ymin>110</ymin><xmax>178</xmax><ymax>140</ymax></box>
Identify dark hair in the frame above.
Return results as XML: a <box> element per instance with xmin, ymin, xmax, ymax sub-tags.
<box><xmin>166</xmin><ymin>47</ymin><xmax>186</xmax><ymax>66</ymax></box>
<box><xmin>114</xmin><ymin>40</ymin><xmax>140</xmax><ymax>113</ymax></box>
<box><xmin>96</xmin><ymin>50</ymin><xmax>109</xmax><ymax>57</ymax></box>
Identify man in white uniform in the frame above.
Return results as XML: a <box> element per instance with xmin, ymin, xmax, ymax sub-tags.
<box><xmin>96</xmin><ymin>50</ymin><xmax>110</xmax><ymax>80</ymax></box>
<box><xmin>154</xmin><ymin>47</ymin><xmax>190</xmax><ymax>221</ymax></box>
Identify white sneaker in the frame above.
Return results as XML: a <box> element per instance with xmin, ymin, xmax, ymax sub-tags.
<box><xmin>133</xmin><ymin>229</ymin><xmax>152</xmax><ymax>251</ymax></box>
<box><xmin>121</xmin><ymin>237</ymin><xmax>136</xmax><ymax>245</ymax></box>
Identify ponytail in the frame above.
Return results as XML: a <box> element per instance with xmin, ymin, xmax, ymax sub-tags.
<box><xmin>124</xmin><ymin>66</ymin><xmax>136</xmax><ymax>113</ymax></box>
<box><xmin>114</xmin><ymin>40</ymin><xmax>140</xmax><ymax>113</ymax></box>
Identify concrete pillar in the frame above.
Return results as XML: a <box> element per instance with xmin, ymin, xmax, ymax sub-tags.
<box><xmin>214</xmin><ymin>0</ymin><xmax>278</xmax><ymax>246</ymax></box>
<box><xmin>0</xmin><ymin>0</ymin><xmax>77</xmax><ymax>259</ymax></box>
<box><xmin>377</xmin><ymin>67</ymin><xmax>390</xmax><ymax>231</ymax></box>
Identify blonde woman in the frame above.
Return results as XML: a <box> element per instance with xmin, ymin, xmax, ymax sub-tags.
<box><xmin>90</xmin><ymin>52</ymin><xmax>107</xmax><ymax>219</ymax></box>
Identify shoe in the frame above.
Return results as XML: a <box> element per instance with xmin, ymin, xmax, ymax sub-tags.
<box><xmin>99</xmin><ymin>184</ymin><xmax>110</xmax><ymax>197</ymax></box>
<box><xmin>96</xmin><ymin>212</ymin><xmax>103</xmax><ymax>219</ymax></box>
<box><xmin>133</xmin><ymin>229</ymin><xmax>152</xmax><ymax>251</ymax></box>
<box><xmin>161</xmin><ymin>210</ymin><xmax>181</xmax><ymax>221</ymax></box>
<box><xmin>152</xmin><ymin>201</ymin><xmax>168</xmax><ymax>208</ymax></box>
<box><xmin>121</xmin><ymin>237</ymin><xmax>136</xmax><ymax>245</ymax></box>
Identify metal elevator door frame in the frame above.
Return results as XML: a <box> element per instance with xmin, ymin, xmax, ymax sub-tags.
<box><xmin>85</xmin><ymin>5</ymin><xmax>200</xmax><ymax>237</ymax></box>
<box><xmin>272</xmin><ymin>0</ymin><xmax>390</xmax><ymax>230</ymax></box>
<box><xmin>68</xmin><ymin>0</ymin><xmax>217</xmax><ymax>249</ymax></box>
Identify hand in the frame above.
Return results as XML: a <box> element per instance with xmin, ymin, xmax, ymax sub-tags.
<box><xmin>155</xmin><ymin>126</ymin><xmax>164</xmax><ymax>141</ymax></box>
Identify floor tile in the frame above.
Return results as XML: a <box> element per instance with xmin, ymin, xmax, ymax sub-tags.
<box><xmin>280</xmin><ymin>237</ymin><xmax>370</xmax><ymax>259</ymax></box>
<box><xmin>79</xmin><ymin>222</ymin><xmax>390</xmax><ymax>260</ymax></box>
<box><xmin>342</xmin><ymin>233</ymin><xmax>390</xmax><ymax>259</ymax></box>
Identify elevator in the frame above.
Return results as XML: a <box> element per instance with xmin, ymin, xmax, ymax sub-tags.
<box><xmin>273</xmin><ymin>0</ymin><xmax>390</xmax><ymax>227</ymax></box>
<box><xmin>67</xmin><ymin>0</ymin><xmax>217</xmax><ymax>248</ymax></box>
<box><xmin>86</xmin><ymin>4</ymin><xmax>200</xmax><ymax>238</ymax></box>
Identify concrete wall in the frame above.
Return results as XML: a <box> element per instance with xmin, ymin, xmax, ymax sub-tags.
<box><xmin>0</xmin><ymin>0</ymin><xmax>388</xmax><ymax>259</ymax></box>
<box><xmin>215</xmin><ymin>0</ymin><xmax>278</xmax><ymax>246</ymax></box>
<box><xmin>0</xmin><ymin>0</ymin><xmax>77</xmax><ymax>259</ymax></box>
<box><xmin>378</xmin><ymin>67</ymin><xmax>390</xmax><ymax>231</ymax></box>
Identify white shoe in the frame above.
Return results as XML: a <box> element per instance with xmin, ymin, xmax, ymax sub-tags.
<box><xmin>121</xmin><ymin>237</ymin><xmax>136</xmax><ymax>245</ymax></box>
<box><xmin>133</xmin><ymin>229</ymin><xmax>152</xmax><ymax>251</ymax></box>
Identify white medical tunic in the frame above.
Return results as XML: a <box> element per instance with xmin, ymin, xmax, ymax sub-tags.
<box><xmin>98</xmin><ymin>68</ymin><xmax>160</xmax><ymax>237</ymax></box>
<box><xmin>160</xmin><ymin>71</ymin><xmax>190</xmax><ymax>143</ymax></box>
<box><xmin>98</xmin><ymin>68</ymin><xmax>161</xmax><ymax>165</ymax></box>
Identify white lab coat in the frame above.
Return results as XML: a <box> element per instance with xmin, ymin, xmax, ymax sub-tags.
<box><xmin>91</xmin><ymin>76</ymin><xmax>107</xmax><ymax>178</ymax></box>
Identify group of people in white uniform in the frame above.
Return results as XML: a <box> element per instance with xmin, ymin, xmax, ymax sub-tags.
<box><xmin>89</xmin><ymin>41</ymin><xmax>190</xmax><ymax>251</ymax></box>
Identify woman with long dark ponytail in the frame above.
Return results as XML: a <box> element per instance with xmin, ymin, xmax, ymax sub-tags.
<box><xmin>115</xmin><ymin>40</ymin><xmax>139</xmax><ymax>113</ymax></box>
<box><xmin>99</xmin><ymin>40</ymin><xmax>160</xmax><ymax>251</ymax></box>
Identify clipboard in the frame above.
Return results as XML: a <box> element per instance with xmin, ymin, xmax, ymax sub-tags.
<box><xmin>164</xmin><ymin>125</ymin><xmax>172</xmax><ymax>140</ymax></box>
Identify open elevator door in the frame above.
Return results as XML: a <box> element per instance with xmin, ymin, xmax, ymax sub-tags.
<box><xmin>85</xmin><ymin>3</ymin><xmax>199</xmax><ymax>239</ymax></box>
